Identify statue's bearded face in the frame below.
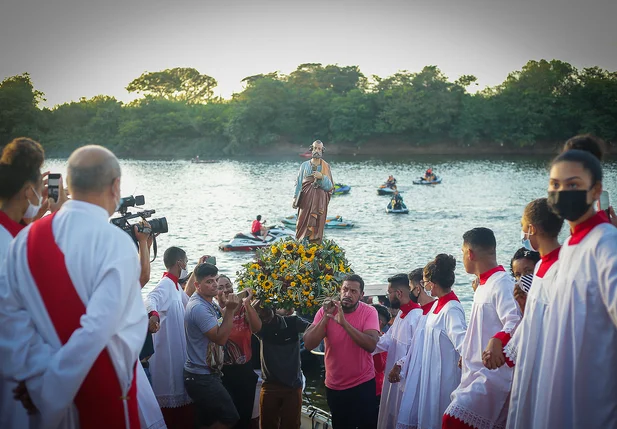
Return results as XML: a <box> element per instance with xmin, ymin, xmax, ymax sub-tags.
<box><xmin>311</xmin><ymin>142</ymin><xmax>324</xmax><ymax>159</ymax></box>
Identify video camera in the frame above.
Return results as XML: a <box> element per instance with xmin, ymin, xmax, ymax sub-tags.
<box><xmin>111</xmin><ymin>195</ymin><xmax>168</xmax><ymax>259</ymax></box>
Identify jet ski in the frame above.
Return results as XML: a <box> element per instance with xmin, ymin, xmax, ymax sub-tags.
<box><xmin>386</xmin><ymin>202</ymin><xmax>409</xmax><ymax>214</ymax></box>
<box><xmin>377</xmin><ymin>185</ymin><xmax>404</xmax><ymax>196</ymax></box>
<box><xmin>413</xmin><ymin>177</ymin><xmax>442</xmax><ymax>185</ymax></box>
<box><xmin>219</xmin><ymin>226</ymin><xmax>295</xmax><ymax>251</ymax></box>
<box><xmin>333</xmin><ymin>184</ymin><xmax>351</xmax><ymax>195</ymax></box>
<box><xmin>281</xmin><ymin>214</ymin><xmax>354</xmax><ymax>229</ymax></box>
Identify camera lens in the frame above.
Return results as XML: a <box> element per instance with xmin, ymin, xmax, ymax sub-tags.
<box><xmin>150</xmin><ymin>217</ymin><xmax>168</xmax><ymax>234</ymax></box>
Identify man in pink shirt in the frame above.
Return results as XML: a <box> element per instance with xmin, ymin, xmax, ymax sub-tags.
<box><xmin>304</xmin><ymin>274</ymin><xmax>380</xmax><ymax>428</ymax></box>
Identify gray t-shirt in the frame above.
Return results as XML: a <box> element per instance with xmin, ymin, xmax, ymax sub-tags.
<box><xmin>184</xmin><ymin>293</ymin><xmax>222</xmax><ymax>374</ymax></box>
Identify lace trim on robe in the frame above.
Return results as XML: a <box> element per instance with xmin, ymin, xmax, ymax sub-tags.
<box><xmin>503</xmin><ymin>341</ymin><xmax>517</xmax><ymax>367</ymax></box>
<box><xmin>156</xmin><ymin>392</ymin><xmax>193</xmax><ymax>408</ymax></box>
<box><xmin>395</xmin><ymin>424</ymin><xmax>418</xmax><ymax>429</ymax></box>
<box><xmin>444</xmin><ymin>403</ymin><xmax>506</xmax><ymax>429</ymax></box>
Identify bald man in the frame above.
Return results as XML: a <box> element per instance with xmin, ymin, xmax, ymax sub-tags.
<box><xmin>0</xmin><ymin>146</ymin><xmax>165</xmax><ymax>429</ymax></box>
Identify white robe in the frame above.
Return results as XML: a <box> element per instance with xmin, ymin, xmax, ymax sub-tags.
<box><xmin>504</xmin><ymin>257</ymin><xmax>559</xmax><ymax>429</ymax></box>
<box><xmin>374</xmin><ymin>306</ymin><xmax>423</xmax><ymax>429</ymax></box>
<box><xmin>0</xmin><ymin>201</ymin><xmax>166</xmax><ymax>429</ymax></box>
<box><xmin>145</xmin><ymin>276</ymin><xmax>192</xmax><ymax>408</ymax></box>
<box><xmin>397</xmin><ymin>296</ymin><xmax>467</xmax><ymax>429</ymax></box>
<box><xmin>0</xmin><ymin>222</ymin><xmax>30</xmax><ymax>429</ymax></box>
<box><xmin>508</xmin><ymin>221</ymin><xmax>617</xmax><ymax>428</ymax></box>
<box><xmin>445</xmin><ymin>270</ymin><xmax>520</xmax><ymax>429</ymax></box>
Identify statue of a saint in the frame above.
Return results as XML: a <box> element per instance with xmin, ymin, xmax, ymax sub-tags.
<box><xmin>292</xmin><ymin>140</ymin><xmax>334</xmax><ymax>243</ymax></box>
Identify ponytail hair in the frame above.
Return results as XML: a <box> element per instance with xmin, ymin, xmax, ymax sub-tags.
<box><xmin>424</xmin><ymin>254</ymin><xmax>456</xmax><ymax>290</ymax></box>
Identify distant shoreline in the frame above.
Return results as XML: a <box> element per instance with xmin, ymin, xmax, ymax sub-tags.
<box><xmin>43</xmin><ymin>139</ymin><xmax>614</xmax><ymax>160</ymax></box>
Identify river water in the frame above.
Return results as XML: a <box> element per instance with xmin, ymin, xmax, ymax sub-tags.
<box><xmin>44</xmin><ymin>154</ymin><xmax>617</xmax><ymax>411</ymax></box>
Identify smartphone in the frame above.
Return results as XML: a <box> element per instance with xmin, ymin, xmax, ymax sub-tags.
<box><xmin>206</xmin><ymin>256</ymin><xmax>216</xmax><ymax>265</ymax></box>
<box><xmin>48</xmin><ymin>174</ymin><xmax>61</xmax><ymax>202</ymax></box>
<box><xmin>237</xmin><ymin>289</ymin><xmax>250</xmax><ymax>299</ymax></box>
<box><xmin>599</xmin><ymin>191</ymin><xmax>610</xmax><ymax>217</ymax></box>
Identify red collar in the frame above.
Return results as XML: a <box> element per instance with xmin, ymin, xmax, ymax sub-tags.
<box><xmin>433</xmin><ymin>291</ymin><xmax>460</xmax><ymax>314</ymax></box>
<box><xmin>0</xmin><ymin>211</ymin><xmax>26</xmax><ymax>238</ymax></box>
<box><xmin>421</xmin><ymin>301</ymin><xmax>435</xmax><ymax>315</ymax></box>
<box><xmin>536</xmin><ymin>246</ymin><xmax>561</xmax><ymax>278</ymax></box>
<box><xmin>569</xmin><ymin>211</ymin><xmax>609</xmax><ymax>245</ymax></box>
<box><xmin>399</xmin><ymin>301</ymin><xmax>421</xmax><ymax>319</ymax></box>
<box><xmin>163</xmin><ymin>272</ymin><xmax>179</xmax><ymax>290</ymax></box>
<box><xmin>479</xmin><ymin>266</ymin><xmax>506</xmax><ymax>285</ymax></box>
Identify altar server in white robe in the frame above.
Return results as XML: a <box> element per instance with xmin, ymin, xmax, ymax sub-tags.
<box><xmin>0</xmin><ymin>137</ymin><xmax>48</xmax><ymax>429</ymax></box>
<box><xmin>398</xmin><ymin>254</ymin><xmax>467</xmax><ymax>429</ymax></box>
<box><xmin>510</xmin><ymin>150</ymin><xmax>617</xmax><ymax>428</ymax></box>
<box><xmin>0</xmin><ymin>145</ymin><xmax>165</xmax><ymax>429</ymax></box>
<box><xmin>373</xmin><ymin>273</ymin><xmax>423</xmax><ymax>429</ymax></box>
<box><xmin>145</xmin><ymin>246</ymin><xmax>193</xmax><ymax>426</ymax></box>
<box><xmin>486</xmin><ymin>197</ymin><xmax>563</xmax><ymax>428</ymax></box>
<box><xmin>391</xmin><ymin>268</ymin><xmax>436</xmax><ymax>429</ymax></box>
<box><xmin>443</xmin><ymin>227</ymin><xmax>520</xmax><ymax>429</ymax></box>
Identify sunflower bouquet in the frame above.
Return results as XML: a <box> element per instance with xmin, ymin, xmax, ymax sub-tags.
<box><xmin>236</xmin><ymin>237</ymin><xmax>353</xmax><ymax>314</ymax></box>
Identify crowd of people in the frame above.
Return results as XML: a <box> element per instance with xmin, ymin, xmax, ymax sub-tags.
<box><xmin>0</xmin><ymin>133</ymin><xmax>616</xmax><ymax>429</ymax></box>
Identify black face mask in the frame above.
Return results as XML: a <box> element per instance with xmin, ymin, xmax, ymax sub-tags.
<box><xmin>547</xmin><ymin>190</ymin><xmax>591</xmax><ymax>222</ymax></box>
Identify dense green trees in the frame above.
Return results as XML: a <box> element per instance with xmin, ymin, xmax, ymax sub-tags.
<box><xmin>1</xmin><ymin>60</ymin><xmax>615</xmax><ymax>157</ymax></box>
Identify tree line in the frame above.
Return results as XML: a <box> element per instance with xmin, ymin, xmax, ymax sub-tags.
<box><xmin>1</xmin><ymin>60</ymin><xmax>615</xmax><ymax>157</ymax></box>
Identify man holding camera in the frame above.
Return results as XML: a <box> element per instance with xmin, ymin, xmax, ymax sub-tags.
<box><xmin>0</xmin><ymin>145</ymin><xmax>164</xmax><ymax>429</ymax></box>
<box><xmin>146</xmin><ymin>246</ymin><xmax>193</xmax><ymax>429</ymax></box>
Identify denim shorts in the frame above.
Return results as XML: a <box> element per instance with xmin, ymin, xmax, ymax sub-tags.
<box><xmin>184</xmin><ymin>370</ymin><xmax>239</xmax><ymax>427</ymax></box>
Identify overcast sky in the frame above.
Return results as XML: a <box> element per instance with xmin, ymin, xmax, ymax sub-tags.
<box><xmin>1</xmin><ymin>0</ymin><xmax>615</xmax><ymax>107</ymax></box>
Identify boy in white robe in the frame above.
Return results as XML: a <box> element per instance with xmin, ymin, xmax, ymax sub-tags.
<box><xmin>391</xmin><ymin>268</ymin><xmax>436</xmax><ymax>429</ymax></box>
<box><xmin>0</xmin><ymin>146</ymin><xmax>165</xmax><ymax>429</ymax></box>
<box><xmin>373</xmin><ymin>273</ymin><xmax>423</xmax><ymax>429</ymax></box>
<box><xmin>146</xmin><ymin>247</ymin><xmax>193</xmax><ymax>427</ymax></box>
<box><xmin>443</xmin><ymin>228</ymin><xmax>520</xmax><ymax>429</ymax></box>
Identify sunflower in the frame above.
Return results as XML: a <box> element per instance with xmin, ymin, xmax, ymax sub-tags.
<box><xmin>263</xmin><ymin>280</ymin><xmax>273</xmax><ymax>290</ymax></box>
<box><xmin>257</xmin><ymin>273</ymin><xmax>266</xmax><ymax>282</ymax></box>
<box><xmin>284</xmin><ymin>242</ymin><xmax>297</xmax><ymax>253</ymax></box>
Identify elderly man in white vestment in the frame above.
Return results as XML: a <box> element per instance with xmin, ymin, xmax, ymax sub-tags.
<box><xmin>373</xmin><ymin>273</ymin><xmax>422</xmax><ymax>429</ymax></box>
<box><xmin>0</xmin><ymin>145</ymin><xmax>165</xmax><ymax>429</ymax></box>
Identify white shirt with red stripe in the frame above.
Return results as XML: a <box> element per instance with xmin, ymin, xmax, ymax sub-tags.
<box><xmin>373</xmin><ymin>301</ymin><xmax>423</xmax><ymax>429</ymax></box>
<box><xmin>508</xmin><ymin>212</ymin><xmax>617</xmax><ymax>429</ymax></box>
<box><xmin>504</xmin><ymin>247</ymin><xmax>560</xmax><ymax>429</ymax></box>
<box><xmin>0</xmin><ymin>200</ymin><xmax>165</xmax><ymax>429</ymax></box>
<box><xmin>444</xmin><ymin>267</ymin><xmax>521</xmax><ymax>429</ymax></box>
<box><xmin>0</xmin><ymin>212</ymin><xmax>30</xmax><ymax>429</ymax></box>
<box><xmin>145</xmin><ymin>274</ymin><xmax>191</xmax><ymax>408</ymax></box>
<box><xmin>398</xmin><ymin>291</ymin><xmax>467</xmax><ymax>429</ymax></box>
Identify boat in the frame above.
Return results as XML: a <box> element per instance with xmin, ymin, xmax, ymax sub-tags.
<box><xmin>218</xmin><ymin>226</ymin><xmax>295</xmax><ymax>251</ymax></box>
<box><xmin>281</xmin><ymin>214</ymin><xmax>354</xmax><ymax>229</ymax></box>
<box><xmin>300</xmin><ymin>150</ymin><xmax>312</xmax><ymax>158</ymax></box>
<box><xmin>301</xmin><ymin>405</ymin><xmax>331</xmax><ymax>428</ymax></box>
<box><xmin>377</xmin><ymin>186</ymin><xmax>404</xmax><ymax>196</ymax></box>
<box><xmin>190</xmin><ymin>158</ymin><xmax>217</xmax><ymax>164</ymax></box>
<box><xmin>333</xmin><ymin>183</ymin><xmax>351</xmax><ymax>195</ymax></box>
<box><xmin>386</xmin><ymin>202</ymin><xmax>409</xmax><ymax>214</ymax></box>
<box><xmin>413</xmin><ymin>177</ymin><xmax>442</xmax><ymax>185</ymax></box>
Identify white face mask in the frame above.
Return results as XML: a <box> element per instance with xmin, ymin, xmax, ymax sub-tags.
<box><xmin>180</xmin><ymin>261</ymin><xmax>188</xmax><ymax>279</ymax></box>
<box><xmin>24</xmin><ymin>187</ymin><xmax>43</xmax><ymax>218</ymax></box>
<box><xmin>520</xmin><ymin>227</ymin><xmax>536</xmax><ymax>252</ymax></box>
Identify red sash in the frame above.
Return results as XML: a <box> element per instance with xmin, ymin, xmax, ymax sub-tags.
<box><xmin>27</xmin><ymin>214</ymin><xmax>139</xmax><ymax>428</ymax></box>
